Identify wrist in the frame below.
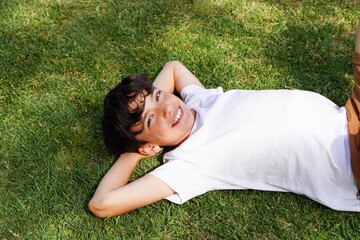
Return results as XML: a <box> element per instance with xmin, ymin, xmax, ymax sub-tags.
<box><xmin>119</xmin><ymin>152</ymin><xmax>144</xmax><ymax>163</ymax></box>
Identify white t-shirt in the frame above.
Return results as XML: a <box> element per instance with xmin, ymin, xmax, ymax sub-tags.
<box><xmin>149</xmin><ymin>85</ymin><xmax>360</xmax><ymax>211</ymax></box>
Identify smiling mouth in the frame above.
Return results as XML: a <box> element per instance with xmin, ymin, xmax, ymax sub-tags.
<box><xmin>172</xmin><ymin>107</ymin><xmax>182</xmax><ymax>127</ymax></box>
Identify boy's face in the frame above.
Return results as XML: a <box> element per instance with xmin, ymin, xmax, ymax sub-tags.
<box><xmin>131</xmin><ymin>88</ymin><xmax>195</xmax><ymax>147</ymax></box>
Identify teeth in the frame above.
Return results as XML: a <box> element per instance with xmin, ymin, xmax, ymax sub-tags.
<box><xmin>174</xmin><ymin>108</ymin><xmax>182</xmax><ymax>124</ymax></box>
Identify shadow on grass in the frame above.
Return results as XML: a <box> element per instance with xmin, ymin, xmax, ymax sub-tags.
<box><xmin>263</xmin><ymin>21</ymin><xmax>354</xmax><ymax>105</ymax></box>
<box><xmin>190</xmin><ymin>0</ymin><xmax>355</xmax><ymax>104</ymax></box>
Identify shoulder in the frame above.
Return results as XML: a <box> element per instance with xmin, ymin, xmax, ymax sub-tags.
<box><xmin>181</xmin><ymin>85</ymin><xmax>224</xmax><ymax>106</ymax></box>
<box><xmin>181</xmin><ymin>85</ymin><xmax>223</xmax><ymax>98</ymax></box>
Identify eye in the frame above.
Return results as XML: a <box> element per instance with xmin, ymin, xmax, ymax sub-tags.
<box><xmin>147</xmin><ymin>115</ymin><xmax>153</xmax><ymax>128</ymax></box>
<box><xmin>156</xmin><ymin>90</ymin><xmax>161</xmax><ymax>101</ymax></box>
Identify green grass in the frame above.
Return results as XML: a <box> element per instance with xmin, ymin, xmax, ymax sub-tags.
<box><xmin>1</xmin><ymin>0</ymin><xmax>359</xmax><ymax>238</ymax></box>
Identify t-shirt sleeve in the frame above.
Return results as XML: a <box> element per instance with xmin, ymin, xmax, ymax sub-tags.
<box><xmin>180</xmin><ymin>85</ymin><xmax>224</xmax><ymax>108</ymax></box>
<box><xmin>148</xmin><ymin>161</ymin><xmax>209</xmax><ymax>204</ymax></box>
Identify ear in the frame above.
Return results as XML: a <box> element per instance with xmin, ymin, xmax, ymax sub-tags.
<box><xmin>138</xmin><ymin>144</ymin><xmax>163</xmax><ymax>156</ymax></box>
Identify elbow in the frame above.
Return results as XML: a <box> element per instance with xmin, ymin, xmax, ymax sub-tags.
<box><xmin>88</xmin><ymin>197</ymin><xmax>114</xmax><ymax>218</ymax></box>
<box><xmin>88</xmin><ymin>198</ymin><xmax>106</xmax><ymax>218</ymax></box>
<box><xmin>164</xmin><ymin>60</ymin><xmax>181</xmax><ymax>67</ymax></box>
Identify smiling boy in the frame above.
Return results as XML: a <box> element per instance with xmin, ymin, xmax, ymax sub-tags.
<box><xmin>88</xmin><ymin>20</ymin><xmax>360</xmax><ymax>218</ymax></box>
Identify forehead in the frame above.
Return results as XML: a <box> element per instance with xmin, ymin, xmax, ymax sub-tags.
<box><xmin>129</xmin><ymin>90</ymin><xmax>151</xmax><ymax>134</ymax></box>
<box><xmin>128</xmin><ymin>93</ymin><xmax>146</xmax><ymax>111</ymax></box>
<box><xmin>128</xmin><ymin>87</ymin><xmax>153</xmax><ymax>109</ymax></box>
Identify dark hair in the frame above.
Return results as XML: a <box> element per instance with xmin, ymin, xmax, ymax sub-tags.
<box><xmin>101</xmin><ymin>74</ymin><xmax>153</xmax><ymax>155</ymax></box>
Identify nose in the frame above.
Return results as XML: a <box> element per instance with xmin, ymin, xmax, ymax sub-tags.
<box><xmin>160</xmin><ymin>103</ymin><xmax>173</xmax><ymax>118</ymax></box>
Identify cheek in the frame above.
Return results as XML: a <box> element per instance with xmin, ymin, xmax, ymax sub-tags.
<box><xmin>155</xmin><ymin>120</ymin><xmax>170</xmax><ymax>136</ymax></box>
<box><xmin>183</xmin><ymin>111</ymin><xmax>194</xmax><ymax>128</ymax></box>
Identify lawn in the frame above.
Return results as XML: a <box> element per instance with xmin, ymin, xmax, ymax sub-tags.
<box><xmin>1</xmin><ymin>0</ymin><xmax>359</xmax><ymax>238</ymax></box>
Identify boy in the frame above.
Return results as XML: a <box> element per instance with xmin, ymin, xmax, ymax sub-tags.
<box><xmin>88</xmin><ymin>20</ymin><xmax>360</xmax><ymax>218</ymax></box>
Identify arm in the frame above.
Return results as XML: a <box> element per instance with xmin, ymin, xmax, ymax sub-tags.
<box><xmin>88</xmin><ymin>152</ymin><xmax>174</xmax><ymax>218</ymax></box>
<box><xmin>153</xmin><ymin>61</ymin><xmax>204</xmax><ymax>94</ymax></box>
<box><xmin>355</xmin><ymin>19</ymin><xmax>360</xmax><ymax>56</ymax></box>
